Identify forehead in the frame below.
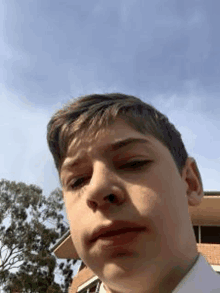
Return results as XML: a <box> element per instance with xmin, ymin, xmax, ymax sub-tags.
<box><xmin>61</xmin><ymin>119</ymin><xmax>157</xmax><ymax>172</ymax></box>
<box><xmin>66</xmin><ymin>118</ymin><xmax>150</xmax><ymax>156</ymax></box>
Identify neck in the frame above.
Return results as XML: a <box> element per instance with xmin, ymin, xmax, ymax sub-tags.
<box><xmin>155</xmin><ymin>253</ymin><xmax>200</xmax><ymax>293</ymax></box>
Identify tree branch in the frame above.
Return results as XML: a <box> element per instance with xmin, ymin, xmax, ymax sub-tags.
<box><xmin>1</xmin><ymin>245</ymin><xmax>23</xmax><ymax>268</ymax></box>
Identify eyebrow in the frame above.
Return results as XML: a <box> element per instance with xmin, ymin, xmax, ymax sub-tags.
<box><xmin>61</xmin><ymin>137</ymin><xmax>151</xmax><ymax>172</ymax></box>
<box><xmin>105</xmin><ymin>137</ymin><xmax>150</xmax><ymax>152</ymax></box>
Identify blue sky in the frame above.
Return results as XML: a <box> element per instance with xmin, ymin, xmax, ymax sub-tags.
<box><xmin>1</xmin><ymin>0</ymin><xmax>220</xmax><ymax>276</ymax></box>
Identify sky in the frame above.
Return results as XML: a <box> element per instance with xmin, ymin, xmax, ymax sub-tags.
<box><xmin>1</xmin><ymin>0</ymin><xmax>220</xmax><ymax>279</ymax></box>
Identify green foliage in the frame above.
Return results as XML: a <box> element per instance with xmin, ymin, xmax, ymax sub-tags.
<box><xmin>0</xmin><ymin>179</ymin><xmax>78</xmax><ymax>293</ymax></box>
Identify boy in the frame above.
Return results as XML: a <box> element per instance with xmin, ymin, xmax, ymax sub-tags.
<box><xmin>47</xmin><ymin>93</ymin><xmax>220</xmax><ymax>292</ymax></box>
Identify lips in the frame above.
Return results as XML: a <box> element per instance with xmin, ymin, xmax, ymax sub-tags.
<box><xmin>89</xmin><ymin>220</ymin><xmax>146</xmax><ymax>243</ymax></box>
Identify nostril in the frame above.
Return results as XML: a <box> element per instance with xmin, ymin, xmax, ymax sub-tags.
<box><xmin>106</xmin><ymin>194</ymin><xmax>116</xmax><ymax>203</ymax></box>
<box><xmin>106</xmin><ymin>193</ymin><xmax>125</xmax><ymax>206</ymax></box>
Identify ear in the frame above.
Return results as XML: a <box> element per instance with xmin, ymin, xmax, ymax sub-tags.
<box><xmin>181</xmin><ymin>157</ymin><xmax>204</xmax><ymax>207</ymax></box>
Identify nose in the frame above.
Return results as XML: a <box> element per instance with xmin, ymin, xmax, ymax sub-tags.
<box><xmin>86</xmin><ymin>162</ymin><xmax>126</xmax><ymax>210</ymax></box>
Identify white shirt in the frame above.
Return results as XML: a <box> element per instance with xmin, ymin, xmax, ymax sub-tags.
<box><xmin>99</xmin><ymin>254</ymin><xmax>220</xmax><ymax>292</ymax></box>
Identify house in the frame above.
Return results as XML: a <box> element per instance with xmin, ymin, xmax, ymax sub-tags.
<box><xmin>52</xmin><ymin>191</ymin><xmax>220</xmax><ymax>293</ymax></box>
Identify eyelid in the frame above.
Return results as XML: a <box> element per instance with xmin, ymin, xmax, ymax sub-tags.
<box><xmin>118</xmin><ymin>157</ymin><xmax>150</xmax><ymax>164</ymax></box>
<box><xmin>63</xmin><ymin>158</ymin><xmax>151</xmax><ymax>187</ymax></box>
<box><xmin>68</xmin><ymin>176</ymin><xmax>89</xmax><ymax>190</ymax></box>
<box><xmin>118</xmin><ymin>159</ymin><xmax>152</xmax><ymax>169</ymax></box>
<box><xmin>64</xmin><ymin>175</ymin><xmax>83</xmax><ymax>189</ymax></box>
<box><xmin>63</xmin><ymin>166</ymin><xmax>92</xmax><ymax>188</ymax></box>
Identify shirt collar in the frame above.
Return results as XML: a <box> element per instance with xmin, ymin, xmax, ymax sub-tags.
<box><xmin>99</xmin><ymin>254</ymin><xmax>220</xmax><ymax>293</ymax></box>
<box><xmin>173</xmin><ymin>253</ymin><xmax>220</xmax><ymax>292</ymax></box>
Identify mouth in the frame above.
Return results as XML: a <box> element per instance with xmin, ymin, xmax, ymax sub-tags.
<box><xmin>95</xmin><ymin>229</ymin><xmax>145</xmax><ymax>248</ymax></box>
<box><xmin>89</xmin><ymin>220</ymin><xmax>147</xmax><ymax>244</ymax></box>
<box><xmin>97</xmin><ymin>227</ymin><xmax>145</xmax><ymax>239</ymax></box>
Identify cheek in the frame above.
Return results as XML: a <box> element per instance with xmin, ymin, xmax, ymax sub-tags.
<box><xmin>64</xmin><ymin>194</ymin><xmax>76</xmax><ymax>222</ymax></box>
<box><xmin>64</xmin><ymin>197</ymin><xmax>84</xmax><ymax>242</ymax></box>
<box><xmin>129</xmin><ymin>174</ymin><xmax>187</xmax><ymax>228</ymax></box>
<box><xmin>129</xmin><ymin>183</ymin><xmax>161</xmax><ymax>217</ymax></box>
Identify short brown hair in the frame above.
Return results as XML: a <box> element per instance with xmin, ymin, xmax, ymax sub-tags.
<box><xmin>47</xmin><ymin>93</ymin><xmax>188</xmax><ymax>174</ymax></box>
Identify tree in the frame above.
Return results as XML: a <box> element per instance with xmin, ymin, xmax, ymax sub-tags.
<box><xmin>0</xmin><ymin>179</ymin><xmax>78</xmax><ymax>293</ymax></box>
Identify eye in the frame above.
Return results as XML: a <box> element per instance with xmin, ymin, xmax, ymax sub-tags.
<box><xmin>68</xmin><ymin>177</ymin><xmax>89</xmax><ymax>190</ymax></box>
<box><xmin>119</xmin><ymin>160</ymin><xmax>151</xmax><ymax>170</ymax></box>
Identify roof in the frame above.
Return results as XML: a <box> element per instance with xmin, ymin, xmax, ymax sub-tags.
<box><xmin>51</xmin><ymin>230</ymin><xmax>70</xmax><ymax>253</ymax></box>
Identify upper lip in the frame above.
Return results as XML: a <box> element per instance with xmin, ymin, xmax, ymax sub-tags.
<box><xmin>89</xmin><ymin>220</ymin><xmax>146</xmax><ymax>243</ymax></box>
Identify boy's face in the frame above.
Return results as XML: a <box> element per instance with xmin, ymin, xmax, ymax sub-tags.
<box><xmin>61</xmin><ymin>118</ymin><xmax>202</xmax><ymax>292</ymax></box>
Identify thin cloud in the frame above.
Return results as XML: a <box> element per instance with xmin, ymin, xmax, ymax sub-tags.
<box><xmin>152</xmin><ymin>93</ymin><xmax>220</xmax><ymax>190</ymax></box>
<box><xmin>0</xmin><ymin>85</ymin><xmax>60</xmax><ymax>195</ymax></box>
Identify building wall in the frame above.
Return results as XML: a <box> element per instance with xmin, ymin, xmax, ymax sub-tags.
<box><xmin>68</xmin><ymin>265</ymin><xmax>96</xmax><ymax>292</ymax></box>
